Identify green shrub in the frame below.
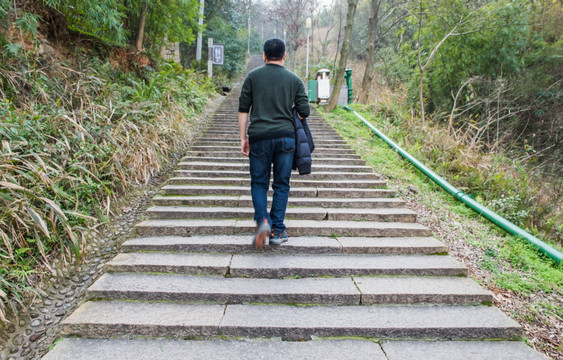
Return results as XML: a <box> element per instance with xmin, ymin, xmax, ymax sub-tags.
<box><xmin>0</xmin><ymin>48</ymin><xmax>216</xmax><ymax>324</ymax></box>
<box><xmin>320</xmin><ymin>104</ymin><xmax>562</xmax><ymax>299</ymax></box>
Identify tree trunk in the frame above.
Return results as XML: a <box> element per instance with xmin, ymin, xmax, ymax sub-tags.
<box><xmin>135</xmin><ymin>0</ymin><xmax>149</xmax><ymax>52</ymax></box>
<box><xmin>332</xmin><ymin>2</ymin><xmax>344</xmax><ymax>72</ymax></box>
<box><xmin>327</xmin><ymin>0</ymin><xmax>358</xmax><ymax>111</ymax></box>
<box><xmin>357</xmin><ymin>0</ymin><xmax>381</xmax><ymax>103</ymax></box>
<box><xmin>419</xmin><ymin>68</ymin><xmax>425</xmax><ymax>124</ymax></box>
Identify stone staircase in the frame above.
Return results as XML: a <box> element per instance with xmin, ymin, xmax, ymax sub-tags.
<box><xmin>43</xmin><ymin>57</ymin><xmax>545</xmax><ymax>359</ymax></box>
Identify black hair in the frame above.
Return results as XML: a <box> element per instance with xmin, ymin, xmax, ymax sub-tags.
<box><xmin>263</xmin><ymin>38</ymin><xmax>285</xmax><ymax>61</ymax></box>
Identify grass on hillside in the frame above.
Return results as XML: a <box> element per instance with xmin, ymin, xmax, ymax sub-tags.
<box><xmin>318</xmin><ymin>104</ymin><xmax>562</xmax><ymax>297</ymax></box>
<box><xmin>320</xmin><ymin>103</ymin><xmax>563</xmax><ymax>356</ymax></box>
<box><xmin>0</xmin><ymin>50</ymin><xmax>217</xmax><ymax>325</ymax></box>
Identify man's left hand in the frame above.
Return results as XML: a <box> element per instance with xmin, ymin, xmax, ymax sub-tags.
<box><xmin>241</xmin><ymin>138</ymin><xmax>250</xmax><ymax>157</ymax></box>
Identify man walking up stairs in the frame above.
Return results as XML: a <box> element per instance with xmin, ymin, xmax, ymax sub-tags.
<box><xmin>238</xmin><ymin>38</ymin><xmax>310</xmax><ymax>249</ymax></box>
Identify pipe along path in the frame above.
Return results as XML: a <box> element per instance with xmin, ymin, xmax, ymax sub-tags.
<box><xmin>343</xmin><ymin>105</ymin><xmax>563</xmax><ymax>265</ymax></box>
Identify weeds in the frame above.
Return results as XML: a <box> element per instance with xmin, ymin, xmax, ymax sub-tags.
<box><xmin>319</xmin><ymin>104</ymin><xmax>562</xmax><ymax>296</ymax></box>
<box><xmin>0</xmin><ymin>44</ymin><xmax>215</xmax><ymax>324</ymax></box>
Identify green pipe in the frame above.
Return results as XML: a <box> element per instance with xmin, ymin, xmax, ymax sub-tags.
<box><xmin>343</xmin><ymin>105</ymin><xmax>563</xmax><ymax>265</ymax></box>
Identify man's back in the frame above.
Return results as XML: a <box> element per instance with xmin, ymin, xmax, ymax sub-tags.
<box><xmin>239</xmin><ymin>63</ymin><xmax>310</xmax><ymax>143</ymax></box>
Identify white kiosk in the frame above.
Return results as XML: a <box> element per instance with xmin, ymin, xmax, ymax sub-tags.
<box><xmin>316</xmin><ymin>69</ymin><xmax>331</xmax><ymax>105</ymax></box>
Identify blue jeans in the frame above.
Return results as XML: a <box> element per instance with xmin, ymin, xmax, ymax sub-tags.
<box><xmin>249</xmin><ymin>137</ymin><xmax>295</xmax><ymax>233</ymax></box>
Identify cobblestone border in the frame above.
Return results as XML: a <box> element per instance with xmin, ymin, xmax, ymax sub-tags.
<box><xmin>0</xmin><ymin>93</ymin><xmax>227</xmax><ymax>360</ymax></box>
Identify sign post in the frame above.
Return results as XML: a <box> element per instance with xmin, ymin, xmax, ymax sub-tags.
<box><xmin>207</xmin><ymin>38</ymin><xmax>213</xmax><ymax>78</ymax></box>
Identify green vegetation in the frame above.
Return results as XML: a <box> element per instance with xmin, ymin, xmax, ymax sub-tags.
<box><xmin>0</xmin><ymin>1</ymin><xmax>225</xmax><ymax>324</ymax></box>
<box><xmin>319</xmin><ymin>105</ymin><xmax>562</xmax><ymax>298</ymax></box>
<box><xmin>340</xmin><ymin>0</ymin><xmax>562</xmax><ymax>247</ymax></box>
<box><xmin>186</xmin><ymin>0</ymin><xmax>261</xmax><ymax>83</ymax></box>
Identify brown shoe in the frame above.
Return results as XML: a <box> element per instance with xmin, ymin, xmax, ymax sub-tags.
<box><xmin>252</xmin><ymin>219</ymin><xmax>270</xmax><ymax>250</ymax></box>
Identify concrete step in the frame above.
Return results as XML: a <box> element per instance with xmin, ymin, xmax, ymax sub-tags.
<box><xmin>88</xmin><ymin>273</ymin><xmax>491</xmax><ymax>305</ymax></box>
<box><xmin>202</xmin><ymin>124</ymin><xmax>337</xmax><ymax>129</ymax></box>
<box><xmin>195</xmin><ymin>139</ymin><xmax>347</xmax><ymax>146</ymax></box>
<box><xmin>121</xmin><ymin>235</ymin><xmax>448</xmax><ymax>255</ymax></box>
<box><xmin>43</xmin><ymin>338</ymin><xmax>547</xmax><ymax>360</ymax></box>
<box><xmin>106</xmin><ymin>252</ymin><xmax>232</xmax><ymax>275</ymax></box>
<box><xmin>197</xmin><ymin>133</ymin><xmax>342</xmax><ymax>140</ymax></box>
<box><xmin>174</xmin><ymin>169</ymin><xmax>381</xmax><ymax>180</ymax></box>
<box><xmin>381</xmin><ymin>340</ymin><xmax>546</xmax><ymax>360</ymax></box>
<box><xmin>201</xmin><ymin>130</ymin><xmax>342</xmax><ymax>137</ymax></box>
<box><xmin>88</xmin><ymin>273</ymin><xmax>360</xmax><ymax>305</ymax></box>
<box><xmin>152</xmin><ymin>195</ymin><xmax>406</xmax><ymax>208</ymax></box>
<box><xmin>188</xmin><ymin>145</ymin><xmax>357</xmax><ymax>153</ymax></box>
<box><xmin>180</xmin><ymin>156</ymin><xmax>367</xmax><ymax>166</ymax></box>
<box><xmin>61</xmin><ymin>301</ymin><xmax>520</xmax><ymax>340</ymax></box>
<box><xmin>176</xmin><ymin>161</ymin><xmax>372</xmax><ymax>173</ymax></box>
<box><xmin>354</xmin><ymin>276</ymin><xmax>492</xmax><ymax>304</ymax></box>
<box><xmin>186</xmin><ymin>151</ymin><xmax>363</xmax><ymax>160</ymax></box>
<box><xmin>161</xmin><ymin>185</ymin><xmax>395</xmax><ymax>198</ymax></box>
<box><xmin>43</xmin><ymin>338</ymin><xmax>388</xmax><ymax>360</ymax></box>
<box><xmin>197</xmin><ymin>134</ymin><xmax>345</xmax><ymax>139</ymax></box>
<box><xmin>203</xmin><ymin>125</ymin><xmax>337</xmax><ymax>130</ymax></box>
<box><xmin>106</xmin><ymin>252</ymin><xmax>464</xmax><ymax>277</ymax></box>
<box><xmin>146</xmin><ymin>206</ymin><xmax>417</xmax><ymax>222</ymax></box>
<box><xmin>167</xmin><ymin>176</ymin><xmax>385</xmax><ymax>188</ymax></box>
<box><xmin>134</xmin><ymin>219</ymin><xmax>432</xmax><ymax>237</ymax></box>
<box><xmin>198</xmin><ymin>135</ymin><xmax>346</xmax><ymax>142</ymax></box>
<box><xmin>228</xmin><ymin>253</ymin><xmax>466</xmax><ymax>278</ymax></box>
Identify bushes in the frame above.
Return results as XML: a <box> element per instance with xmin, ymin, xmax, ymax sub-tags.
<box><xmin>333</xmin><ymin>100</ymin><xmax>562</xmax><ymax>250</ymax></box>
<box><xmin>0</xmin><ymin>48</ymin><xmax>216</xmax><ymax>324</ymax></box>
<box><xmin>321</xmin><ymin>104</ymin><xmax>562</xmax><ymax>301</ymax></box>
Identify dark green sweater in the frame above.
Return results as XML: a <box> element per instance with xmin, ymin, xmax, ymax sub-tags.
<box><xmin>238</xmin><ymin>63</ymin><xmax>310</xmax><ymax>144</ymax></box>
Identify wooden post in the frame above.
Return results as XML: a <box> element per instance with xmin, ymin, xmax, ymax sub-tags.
<box><xmin>207</xmin><ymin>38</ymin><xmax>213</xmax><ymax>78</ymax></box>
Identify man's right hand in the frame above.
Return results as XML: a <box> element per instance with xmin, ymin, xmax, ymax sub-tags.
<box><xmin>241</xmin><ymin>138</ymin><xmax>250</xmax><ymax>157</ymax></box>
<box><xmin>238</xmin><ymin>112</ymin><xmax>250</xmax><ymax>157</ymax></box>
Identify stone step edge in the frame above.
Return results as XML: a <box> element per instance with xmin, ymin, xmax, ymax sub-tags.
<box><xmin>134</xmin><ymin>219</ymin><xmax>432</xmax><ymax>238</ymax></box>
<box><xmin>152</xmin><ymin>195</ymin><xmax>405</xmax><ymax>209</ymax></box>
<box><xmin>87</xmin><ymin>273</ymin><xmax>493</xmax><ymax>305</ymax></box>
<box><xmin>144</xmin><ymin>206</ymin><xmax>417</xmax><ymax>222</ymax></box>
<box><xmin>42</xmin><ymin>338</ymin><xmax>547</xmax><ymax>360</ymax></box>
<box><xmin>61</xmin><ymin>302</ymin><xmax>521</xmax><ymax>340</ymax></box>
<box><xmin>121</xmin><ymin>235</ymin><xmax>448</xmax><ymax>255</ymax></box>
<box><xmin>104</xmin><ymin>252</ymin><xmax>467</xmax><ymax>277</ymax></box>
